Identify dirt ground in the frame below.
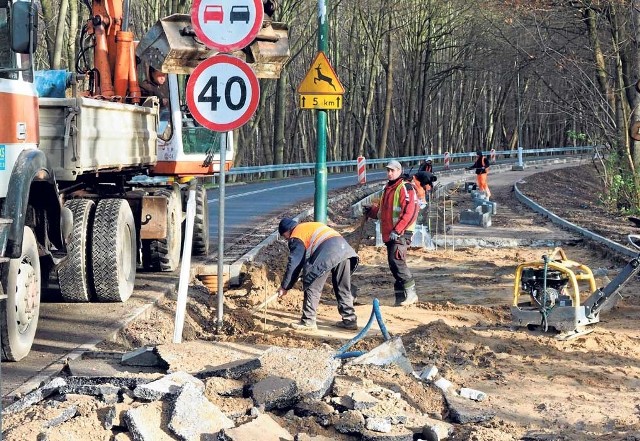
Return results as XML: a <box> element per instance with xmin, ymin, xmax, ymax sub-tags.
<box><xmin>7</xmin><ymin>163</ymin><xmax>640</xmax><ymax>440</ymax></box>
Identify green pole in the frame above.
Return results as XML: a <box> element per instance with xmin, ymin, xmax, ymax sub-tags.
<box><xmin>314</xmin><ymin>0</ymin><xmax>328</xmax><ymax>222</ymax></box>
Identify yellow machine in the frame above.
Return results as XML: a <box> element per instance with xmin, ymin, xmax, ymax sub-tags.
<box><xmin>511</xmin><ymin>237</ymin><xmax>640</xmax><ymax>339</ymax></box>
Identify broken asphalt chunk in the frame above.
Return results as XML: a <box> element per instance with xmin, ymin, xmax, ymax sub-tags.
<box><xmin>444</xmin><ymin>392</ymin><xmax>495</xmax><ymax>424</ymax></box>
<box><xmin>121</xmin><ymin>346</ymin><xmax>167</xmax><ymax>368</ymax></box>
<box><xmin>3</xmin><ymin>377</ymin><xmax>67</xmax><ymax>415</ymax></box>
<box><xmin>218</xmin><ymin>413</ymin><xmax>293</xmax><ymax>440</ymax></box>
<box><xmin>168</xmin><ymin>382</ymin><xmax>234</xmax><ymax>440</ymax></box>
<box><xmin>133</xmin><ymin>371</ymin><xmax>204</xmax><ymax>401</ymax></box>
<box><xmin>250</xmin><ymin>375</ymin><xmax>299</xmax><ymax>410</ymax></box>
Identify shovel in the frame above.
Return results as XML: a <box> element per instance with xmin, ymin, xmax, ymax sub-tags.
<box><xmin>252</xmin><ymin>292</ymin><xmax>280</xmax><ymax>312</ymax></box>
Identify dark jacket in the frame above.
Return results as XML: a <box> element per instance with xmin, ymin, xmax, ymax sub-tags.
<box><xmin>281</xmin><ymin>223</ymin><xmax>359</xmax><ymax>289</ymax></box>
<box><xmin>470</xmin><ymin>155</ymin><xmax>490</xmax><ymax>174</ymax></box>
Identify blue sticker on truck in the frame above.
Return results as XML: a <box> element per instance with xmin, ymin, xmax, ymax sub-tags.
<box><xmin>0</xmin><ymin>145</ymin><xmax>4</xmax><ymax>170</ymax></box>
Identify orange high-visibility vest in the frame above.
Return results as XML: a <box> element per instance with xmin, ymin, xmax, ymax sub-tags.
<box><xmin>291</xmin><ymin>222</ymin><xmax>341</xmax><ymax>259</ymax></box>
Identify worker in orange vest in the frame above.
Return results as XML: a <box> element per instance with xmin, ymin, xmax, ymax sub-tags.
<box><xmin>467</xmin><ymin>150</ymin><xmax>491</xmax><ymax>198</ymax></box>
<box><xmin>277</xmin><ymin>219</ymin><xmax>359</xmax><ymax>331</ymax></box>
<box><xmin>418</xmin><ymin>157</ymin><xmax>433</xmax><ymax>173</ymax></box>
<box><xmin>364</xmin><ymin>160</ymin><xmax>420</xmax><ymax>306</ymax></box>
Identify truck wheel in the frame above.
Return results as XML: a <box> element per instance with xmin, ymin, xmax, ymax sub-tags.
<box><xmin>1</xmin><ymin>227</ymin><xmax>41</xmax><ymax>361</ymax></box>
<box><xmin>58</xmin><ymin>199</ymin><xmax>95</xmax><ymax>302</ymax></box>
<box><xmin>142</xmin><ymin>187</ymin><xmax>182</xmax><ymax>272</ymax></box>
<box><xmin>192</xmin><ymin>185</ymin><xmax>209</xmax><ymax>256</ymax></box>
<box><xmin>91</xmin><ymin>199</ymin><xmax>136</xmax><ymax>302</ymax></box>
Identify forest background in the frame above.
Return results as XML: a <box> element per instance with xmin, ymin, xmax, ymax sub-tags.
<box><xmin>33</xmin><ymin>0</ymin><xmax>640</xmax><ymax>209</ymax></box>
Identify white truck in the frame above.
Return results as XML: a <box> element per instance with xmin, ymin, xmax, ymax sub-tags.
<box><xmin>0</xmin><ymin>0</ymin><xmax>289</xmax><ymax>360</ymax></box>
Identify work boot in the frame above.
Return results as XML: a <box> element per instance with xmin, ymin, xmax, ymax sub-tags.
<box><xmin>290</xmin><ymin>320</ymin><xmax>317</xmax><ymax>331</ymax></box>
<box><xmin>399</xmin><ymin>284</ymin><xmax>418</xmax><ymax>306</ymax></box>
<box><xmin>335</xmin><ymin>320</ymin><xmax>358</xmax><ymax>330</ymax></box>
<box><xmin>393</xmin><ymin>281</ymin><xmax>405</xmax><ymax>306</ymax></box>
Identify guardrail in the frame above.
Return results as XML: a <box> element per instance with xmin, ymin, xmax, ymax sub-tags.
<box><xmin>224</xmin><ymin>146</ymin><xmax>597</xmax><ymax>178</ymax></box>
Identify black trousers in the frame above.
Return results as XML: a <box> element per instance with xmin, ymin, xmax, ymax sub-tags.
<box><xmin>385</xmin><ymin>236</ymin><xmax>414</xmax><ymax>292</ymax></box>
<box><xmin>301</xmin><ymin>259</ymin><xmax>356</xmax><ymax>324</ymax></box>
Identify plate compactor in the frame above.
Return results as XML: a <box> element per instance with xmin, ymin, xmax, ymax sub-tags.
<box><xmin>511</xmin><ymin>235</ymin><xmax>640</xmax><ymax>340</ymax></box>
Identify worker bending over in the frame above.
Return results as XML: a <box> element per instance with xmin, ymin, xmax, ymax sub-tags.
<box><xmin>467</xmin><ymin>150</ymin><xmax>491</xmax><ymax>198</ymax></box>
<box><xmin>365</xmin><ymin>160</ymin><xmax>420</xmax><ymax>306</ymax></box>
<box><xmin>277</xmin><ymin>219</ymin><xmax>359</xmax><ymax>331</ymax></box>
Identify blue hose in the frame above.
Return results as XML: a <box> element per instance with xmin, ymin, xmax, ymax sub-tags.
<box><xmin>334</xmin><ymin>298</ymin><xmax>391</xmax><ymax>359</ymax></box>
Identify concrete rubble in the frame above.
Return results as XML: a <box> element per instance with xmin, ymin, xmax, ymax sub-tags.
<box><xmin>2</xmin><ymin>338</ymin><xmax>496</xmax><ymax>440</ymax></box>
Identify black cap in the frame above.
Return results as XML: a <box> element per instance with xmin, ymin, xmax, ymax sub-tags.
<box><xmin>476</xmin><ymin>149</ymin><xmax>483</xmax><ymax>156</ymax></box>
<box><xmin>278</xmin><ymin>218</ymin><xmax>298</xmax><ymax>235</ymax></box>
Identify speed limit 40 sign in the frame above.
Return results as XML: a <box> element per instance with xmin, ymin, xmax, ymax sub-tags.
<box><xmin>186</xmin><ymin>54</ymin><xmax>260</xmax><ymax>132</ymax></box>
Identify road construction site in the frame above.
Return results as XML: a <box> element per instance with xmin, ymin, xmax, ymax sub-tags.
<box><xmin>3</xmin><ymin>159</ymin><xmax>640</xmax><ymax>441</ymax></box>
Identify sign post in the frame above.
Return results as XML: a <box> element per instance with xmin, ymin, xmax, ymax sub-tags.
<box><xmin>184</xmin><ymin>5</ymin><xmax>262</xmax><ymax>335</ymax></box>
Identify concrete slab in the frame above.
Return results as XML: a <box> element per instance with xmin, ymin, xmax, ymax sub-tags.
<box><xmin>444</xmin><ymin>392</ymin><xmax>495</xmax><ymax>424</ymax></box>
<box><xmin>133</xmin><ymin>371</ymin><xmax>204</xmax><ymax>401</ymax></box>
<box><xmin>252</xmin><ymin>346</ymin><xmax>340</xmax><ymax>400</ymax></box>
<box><xmin>219</xmin><ymin>413</ymin><xmax>294</xmax><ymax>441</ymax></box>
<box><xmin>67</xmin><ymin>357</ymin><xmax>165</xmax><ymax>378</ymax></box>
<box><xmin>155</xmin><ymin>340</ymin><xmax>267</xmax><ymax>374</ymax></box>
<box><xmin>361</xmin><ymin>427</ymin><xmax>415</xmax><ymax>441</ymax></box>
<box><xmin>347</xmin><ymin>337</ymin><xmax>413</xmax><ymax>374</ymax></box>
<box><xmin>334</xmin><ymin>409</ymin><xmax>365</xmax><ymax>434</ymax></box>
<box><xmin>125</xmin><ymin>401</ymin><xmax>175</xmax><ymax>441</ymax></box>
<box><xmin>168</xmin><ymin>382</ymin><xmax>234</xmax><ymax>440</ymax></box>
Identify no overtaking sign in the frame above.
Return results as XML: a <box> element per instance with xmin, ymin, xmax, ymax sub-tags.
<box><xmin>186</xmin><ymin>54</ymin><xmax>260</xmax><ymax>132</ymax></box>
<box><xmin>191</xmin><ymin>0</ymin><xmax>264</xmax><ymax>52</ymax></box>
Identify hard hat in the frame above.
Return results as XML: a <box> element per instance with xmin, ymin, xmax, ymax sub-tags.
<box><xmin>425</xmin><ymin>157</ymin><xmax>433</xmax><ymax>162</ymax></box>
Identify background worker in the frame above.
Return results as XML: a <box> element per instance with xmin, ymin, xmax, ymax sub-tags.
<box><xmin>364</xmin><ymin>160</ymin><xmax>419</xmax><ymax>306</ymax></box>
<box><xmin>418</xmin><ymin>157</ymin><xmax>434</xmax><ymax>173</ymax></box>
<box><xmin>140</xmin><ymin>65</ymin><xmax>169</xmax><ymax>107</ymax></box>
<box><xmin>412</xmin><ymin>170</ymin><xmax>437</xmax><ymax>224</ymax></box>
<box><xmin>467</xmin><ymin>150</ymin><xmax>491</xmax><ymax>198</ymax></box>
<box><xmin>276</xmin><ymin>218</ymin><xmax>359</xmax><ymax>331</ymax></box>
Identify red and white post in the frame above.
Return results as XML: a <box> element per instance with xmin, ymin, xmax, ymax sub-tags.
<box><xmin>357</xmin><ymin>156</ymin><xmax>366</xmax><ymax>184</ymax></box>
<box><xmin>444</xmin><ymin>151</ymin><xmax>450</xmax><ymax>170</ymax></box>
<box><xmin>490</xmin><ymin>148</ymin><xmax>496</xmax><ymax>162</ymax></box>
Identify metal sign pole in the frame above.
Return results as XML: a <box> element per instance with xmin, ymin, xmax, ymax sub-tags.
<box><xmin>314</xmin><ymin>0</ymin><xmax>329</xmax><ymax>223</ymax></box>
<box><xmin>216</xmin><ymin>131</ymin><xmax>229</xmax><ymax>333</ymax></box>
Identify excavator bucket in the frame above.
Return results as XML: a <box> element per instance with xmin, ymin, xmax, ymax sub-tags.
<box><xmin>136</xmin><ymin>14</ymin><xmax>290</xmax><ymax>78</ymax></box>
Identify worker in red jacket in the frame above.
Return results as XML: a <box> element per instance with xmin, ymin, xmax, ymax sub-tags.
<box><xmin>277</xmin><ymin>219</ymin><xmax>359</xmax><ymax>331</ymax></box>
<box><xmin>364</xmin><ymin>160</ymin><xmax>419</xmax><ymax>306</ymax></box>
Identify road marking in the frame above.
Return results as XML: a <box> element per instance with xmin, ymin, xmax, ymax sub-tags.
<box><xmin>207</xmin><ymin>172</ymin><xmax>385</xmax><ymax>203</ymax></box>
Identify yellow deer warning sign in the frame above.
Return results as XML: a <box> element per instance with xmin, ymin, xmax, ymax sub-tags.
<box><xmin>297</xmin><ymin>51</ymin><xmax>345</xmax><ymax>95</ymax></box>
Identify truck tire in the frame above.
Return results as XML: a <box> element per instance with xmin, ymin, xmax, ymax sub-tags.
<box><xmin>91</xmin><ymin>199</ymin><xmax>136</xmax><ymax>302</ymax></box>
<box><xmin>1</xmin><ymin>227</ymin><xmax>41</xmax><ymax>361</ymax></box>
<box><xmin>142</xmin><ymin>187</ymin><xmax>182</xmax><ymax>272</ymax></box>
<box><xmin>58</xmin><ymin>199</ymin><xmax>95</xmax><ymax>302</ymax></box>
<box><xmin>192</xmin><ymin>185</ymin><xmax>209</xmax><ymax>256</ymax></box>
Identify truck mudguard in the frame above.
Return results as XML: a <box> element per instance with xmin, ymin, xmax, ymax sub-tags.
<box><xmin>2</xmin><ymin>149</ymin><xmax>65</xmax><ymax>258</ymax></box>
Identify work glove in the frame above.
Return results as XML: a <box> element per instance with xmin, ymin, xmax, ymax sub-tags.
<box><xmin>277</xmin><ymin>287</ymin><xmax>288</xmax><ymax>298</ymax></box>
<box><xmin>389</xmin><ymin>230</ymin><xmax>400</xmax><ymax>241</ymax></box>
